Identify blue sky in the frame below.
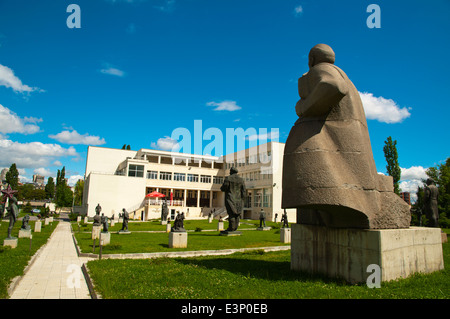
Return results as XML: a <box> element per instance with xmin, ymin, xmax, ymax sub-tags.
<box><xmin>0</xmin><ymin>0</ymin><xmax>449</xmax><ymax>199</ymax></box>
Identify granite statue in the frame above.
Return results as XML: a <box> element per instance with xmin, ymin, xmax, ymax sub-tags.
<box><xmin>423</xmin><ymin>178</ymin><xmax>439</xmax><ymax>227</ymax></box>
<box><xmin>281</xmin><ymin>209</ymin><xmax>289</xmax><ymax>228</ymax></box>
<box><xmin>282</xmin><ymin>44</ymin><xmax>410</xmax><ymax>229</ymax></box>
<box><xmin>172</xmin><ymin>212</ymin><xmax>186</xmax><ymax>232</ymax></box>
<box><xmin>119</xmin><ymin>208</ymin><xmax>129</xmax><ymax>232</ymax></box>
<box><xmin>220</xmin><ymin>167</ymin><xmax>246</xmax><ymax>232</ymax></box>
<box><xmin>101</xmin><ymin>213</ymin><xmax>109</xmax><ymax>232</ymax></box>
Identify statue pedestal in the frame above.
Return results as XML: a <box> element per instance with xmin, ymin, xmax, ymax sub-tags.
<box><xmin>166</xmin><ymin>223</ymin><xmax>171</xmax><ymax>233</ymax></box>
<box><xmin>160</xmin><ymin>220</ymin><xmax>167</xmax><ymax>225</ymax></box>
<box><xmin>77</xmin><ymin>216</ymin><xmax>81</xmax><ymax>222</ymax></box>
<box><xmin>169</xmin><ymin>231</ymin><xmax>187</xmax><ymax>248</ymax></box>
<box><xmin>208</xmin><ymin>216</ymin><xmax>213</xmax><ymax>223</ymax></box>
<box><xmin>217</xmin><ymin>222</ymin><xmax>224</xmax><ymax>231</ymax></box>
<box><xmin>34</xmin><ymin>221</ymin><xmax>42</xmax><ymax>233</ymax></box>
<box><xmin>44</xmin><ymin>218</ymin><xmax>49</xmax><ymax>225</ymax></box>
<box><xmin>220</xmin><ymin>230</ymin><xmax>242</xmax><ymax>237</ymax></box>
<box><xmin>257</xmin><ymin>227</ymin><xmax>271</xmax><ymax>231</ymax></box>
<box><xmin>111</xmin><ymin>220</ymin><xmax>115</xmax><ymax>227</ymax></box>
<box><xmin>92</xmin><ymin>225</ymin><xmax>101</xmax><ymax>240</ymax></box>
<box><xmin>19</xmin><ymin>229</ymin><xmax>32</xmax><ymax>238</ymax></box>
<box><xmin>100</xmin><ymin>232</ymin><xmax>110</xmax><ymax>246</ymax></box>
<box><xmin>280</xmin><ymin>228</ymin><xmax>291</xmax><ymax>243</ymax></box>
<box><xmin>291</xmin><ymin>224</ymin><xmax>444</xmax><ymax>284</ymax></box>
<box><xmin>84</xmin><ymin>217</ymin><xmax>88</xmax><ymax>223</ymax></box>
<box><xmin>3</xmin><ymin>238</ymin><xmax>18</xmax><ymax>249</ymax></box>
<box><xmin>117</xmin><ymin>230</ymin><xmax>131</xmax><ymax>235</ymax></box>
<box><xmin>442</xmin><ymin>232</ymin><xmax>448</xmax><ymax>243</ymax></box>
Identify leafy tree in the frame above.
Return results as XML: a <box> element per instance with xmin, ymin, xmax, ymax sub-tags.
<box><xmin>425</xmin><ymin>157</ymin><xmax>450</xmax><ymax>227</ymax></box>
<box><xmin>383</xmin><ymin>136</ymin><xmax>401</xmax><ymax>195</ymax></box>
<box><xmin>55</xmin><ymin>166</ymin><xmax>72</xmax><ymax>209</ymax></box>
<box><xmin>74</xmin><ymin>179</ymin><xmax>84</xmax><ymax>206</ymax></box>
<box><xmin>45</xmin><ymin>177</ymin><xmax>55</xmax><ymax>199</ymax></box>
<box><xmin>5</xmin><ymin>163</ymin><xmax>19</xmax><ymax>190</ymax></box>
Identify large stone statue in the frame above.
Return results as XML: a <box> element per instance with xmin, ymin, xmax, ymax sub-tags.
<box><xmin>282</xmin><ymin>44</ymin><xmax>410</xmax><ymax>229</ymax></box>
<box><xmin>423</xmin><ymin>178</ymin><xmax>439</xmax><ymax>227</ymax></box>
<box><xmin>220</xmin><ymin>167</ymin><xmax>246</xmax><ymax>232</ymax></box>
<box><xmin>161</xmin><ymin>200</ymin><xmax>169</xmax><ymax>222</ymax></box>
<box><xmin>6</xmin><ymin>196</ymin><xmax>19</xmax><ymax>238</ymax></box>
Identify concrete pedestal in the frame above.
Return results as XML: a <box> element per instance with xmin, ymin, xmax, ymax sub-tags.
<box><xmin>84</xmin><ymin>217</ymin><xmax>88</xmax><ymax>223</ymax></box>
<box><xmin>291</xmin><ymin>224</ymin><xmax>444</xmax><ymax>284</ymax></box>
<box><xmin>208</xmin><ymin>216</ymin><xmax>213</xmax><ymax>223</ymax></box>
<box><xmin>3</xmin><ymin>238</ymin><xmax>18</xmax><ymax>248</ymax></box>
<box><xmin>169</xmin><ymin>231</ymin><xmax>187</xmax><ymax>248</ymax></box>
<box><xmin>92</xmin><ymin>225</ymin><xmax>102</xmax><ymax>240</ymax></box>
<box><xmin>44</xmin><ymin>218</ymin><xmax>49</xmax><ymax>225</ymax></box>
<box><xmin>442</xmin><ymin>232</ymin><xmax>448</xmax><ymax>243</ymax></box>
<box><xmin>19</xmin><ymin>229</ymin><xmax>32</xmax><ymax>238</ymax></box>
<box><xmin>49</xmin><ymin>217</ymin><xmax>53</xmax><ymax>223</ymax></box>
<box><xmin>111</xmin><ymin>220</ymin><xmax>115</xmax><ymax>227</ymax></box>
<box><xmin>257</xmin><ymin>227</ymin><xmax>272</xmax><ymax>231</ymax></box>
<box><xmin>280</xmin><ymin>228</ymin><xmax>291</xmax><ymax>243</ymax></box>
<box><xmin>100</xmin><ymin>232</ymin><xmax>111</xmax><ymax>246</ymax></box>
<box><xmin>77</xmin><ymin>216</ymin><xmax>81</xmax><ymax>222</ymax></box>
<box><xmin>166</xmin><ymin>223</ymin><xmax>171</xmax><ymax>233</ymax></box>
<box><xmin>34</xmin><ymin>221</ymin><xmax>42</xmax><ymax>233</ymax></box>
<box><xmin>218</xmin><ymin>221</ymin><xmax>224</xmax><ymax>231</ymax></box>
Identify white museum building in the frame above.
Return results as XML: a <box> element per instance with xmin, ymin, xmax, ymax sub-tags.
<box><xmin>82</xmin><ymin>141</ymin><xmax>296</xmax><ymax>222</ymax></box>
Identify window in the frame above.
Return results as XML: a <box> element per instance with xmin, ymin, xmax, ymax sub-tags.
<box><xmin>174</xmin><ymin>173</ymin><xmax>186</xmax><ymax>182</ymax></box>
<box><xmin>128</xmin><ymin>165</ymin><xmax>144</xmax><ymax>177</ymax></box>
<box><xmin>187</xmin><ymin>174</ymin><xmax>198</xmax><ymax>182</ymax></box>
<box><xmin>200</xmin><ymin>175</ymin><xmax>211</xmax><ymax>183</ymax></box>
<box><xmin>254</xmin><ymin>192</ymin><xmax>262</xmax><ymax>208</ymax></box>
<box><xmin>147</xmin><ymin>170</ymin><xmax>158</xmax><ymax>179</ymax></box>
<box><xmin>263</xmin><ymin>189</ymin><xmax>272</xmax><ymax>207</ymax></box>
<box><xmin>160</xmin><ymin>172</ymin><xmax>172</xmax><ymax>181</ymax></box>
<box><xmin>213</xmin><ymin>176</ymin><xmax>224</xmax><ymax>184</ymax></box>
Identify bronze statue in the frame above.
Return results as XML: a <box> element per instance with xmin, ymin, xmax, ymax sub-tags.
<box><xmin>172</xmin><ymin>211</ymin><xmax>186</xmax><ymax>232</ymax></box>
<box><xmin>120</xmin><ymin>208</ymin><xmax>129</xmax><ymax>231</ymax></box>
<box><xmin>220</xmin><ymin>167</ymin><xmax>246</xmax><ymax>232</ymax></box>
<box><xmin>6</xmin><ymin>196</ymin><xmax>19</xmax><ymax>238</ymax></box>
<box><xmin>282</xmin><ymin>44</ymin><xmax>410</xmax><ymax>229</ymax></box>
<box><xmin>281</xmin><ymin>209</ymin><xmax>289</xmax><ymax>228</ymax></box>
<box><xmin>259</xmin><ymin>209</ymin><xmax>266</xmax><ymax>228</ymax></box>
<box><xmin>101</xmin><ymin>213</ymin><xmax>109</xmax><ymax>232</ymax></box>
<box><xmin>21</xmin><ymin>214</ymin><xmax>31</xmax><ymax>230</ymax></box>
<box><xmin>423</xmin><ymin>178</ymin><xmax>439</xmax><ymax>227</ymax></box>
<box><xmin>93</xmin><ymin>204</ymin><xmax>102</xmax><ymax>226</ymax></box>
<box><xmin>161</xmin><ymin>200</ymin><xmax>169</xmax><ymax>222</ymax></box>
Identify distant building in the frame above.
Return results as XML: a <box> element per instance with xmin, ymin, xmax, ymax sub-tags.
<box><xmin>1</xmin><ymin>168</ymin><xmax>8</xmax><ymax>183</ymax></box>
<box><xmin>401</xmin><ymin>192</ymin><xmax>411</xmax><ymax>205</ymax></box>
<box><xmin>33</xmin><ymin>175</ymin><xmax>45</xmax><ymax>186</ymax></box>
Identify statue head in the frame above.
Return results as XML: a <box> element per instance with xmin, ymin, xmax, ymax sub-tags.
<box><xmin>308</xmin><ymin>44</ymin><xmax>335</xmax><ymax>68</ymax></box>
<box><xmin>230</xmin><ymin>166</ymin><xmax>238</xmax><ymax>175</ymax></box>
<box><xmin>426</xmin><ymin>178</ymin><xmax>436</xmax><ymax>186</ymax></box>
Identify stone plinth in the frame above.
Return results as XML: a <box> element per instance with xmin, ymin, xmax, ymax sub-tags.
<box><xmin>218</xmin><ymin>222</ymin><xmax>224</xmax><ymax>231</ymax></box>
<box><xmin>208</xmin><ymin>216</ymin><xmax>213</xmax><ymax>223</ymax></box>
<box><xmin>3</xmin><ymin>238</ymin><xmax>18</xmax><ymax>248</ymax></box>
<box><xmin>220</xmin><ymin>230</ymin><xmax>242</xmax><ymax>236</ymax></box>
<box><xmin>84</xmin><ymin>217</ymin><xmax>88</xmax><ymax>223</ymax></box>
<box><xmin>44</xmin><ymin>218</ymin><xmax>49</xmax><ymax>225</ymax></box>
<box><xmin>92</xmin><ymin>225</ymin><xmax>102</xmax><ymax>240</ymax></box>
<box><xmin>280</xmin><ymin>228</ymin><xmax>291</xmax><ymax>243</ymax></box>
<box><xmin>49</xmin><ymin>217</ymin><xmax>53</xmax><ymax>223</ymax></box>
<box><xmin>100</xmin><ymin>232</ymin><xmax>111</xmax><ymax>246</ymax></box>
<box><xmin>111</xmin><ymin>220</ymin><xmax>115</xmax><ymax>227</ymax></box>
<box><xmin>257</xmin><ymin>227</ymin><xmax>272</xmax><ymax>231</ymax></box>
<box><xmin>77</xmin><ymin>216</ymin><xmax>81</xmax><ymax>222</ymax></box>
<box><xmin>161</xmin><ymin>220</ymin><xmax>167</xmax><ymax>225</ymax></box>
<box><xmin>166</xmin><ymin>223</ymin><xmax>171</xmax><ymax>233</ymax></box>
<box><xmin>34</xmin><ymin>221</ymin><xmax>42</xmax><ymax>233</ymax></box>
<box><xmin>169</xmin><ymin>231</ymin><xmax>187</xmax><ymax>248</ymax></box>
<box><xmin>117</xmin><ymin>230</ymin><xmax>131</xmax><ymax>235</ymax></box>
<box><xmin>19</xmin><ymin>229</ymin><xmax>32</xmax><ymax>238</ymax></box>
<box><xmin>442</xmin><ymin>232</ymin><xmax>448</xmax><ymax>243</ymax></box>
<box><xmin>291</xmin><ymin>224</ymin><xmax>444</xmax><ymax>284</ymax></box>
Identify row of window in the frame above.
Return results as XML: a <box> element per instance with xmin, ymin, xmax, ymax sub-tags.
<box><xmin>224</xmin><ymin>151</ymin><xmax>272</xmax><ymax>170</ymax></box>
<box><xmin>144</xmin><ymin>169</ymin><xmax>224</xmax><ymax>184</ymax></box>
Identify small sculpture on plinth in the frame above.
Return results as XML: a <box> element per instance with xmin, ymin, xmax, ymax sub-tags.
<box><xmin>281</xmin><ymin>209</ymin><xmax>289</xmax><ymax>228</ymax></box>
<box><xmin>119</xmin><ymin>208</ymin><xmax>130</xmax><ymax>233</ymax></box>
<box><xmin>93</xmin><ymin>204</ymin><xmax>102</xmax><ymax>226</ymax></box>
<box><xmin>172</xmin><ymin>211</ymin><xmax>186</xmax><ymax>232</ymax></box>
<box><xmin>259</xmin><ymin>209</ymin><xmax>266</xmax><ymax>228</ymax></box>
<box><xmin>161</xmin><ymin>200</ymin><xmax>169</xmax><ymax>222</ymax></box>
<box><xmin>21</xmin><ymin>214</ymin><xmax>31</xmax><ymax>230</ymax></box>
<box><xmin>101</xmin><ymin>213</ymin><xmax>109</xmax><ymax>233</ymax></box>
<box><xmin>6</xmin><ymin>196</ymin><xmax>19</xmax><ymax>239</ymax></box>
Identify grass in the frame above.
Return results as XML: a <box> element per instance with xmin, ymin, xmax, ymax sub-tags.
<box><xmin>86</xmin><ymin>239</ymin><xmax>449</xmax><ymax>299</ymax></box>
<box><xmin>0</xmin><ymin>219</ymin><xmax>58</xmax><ymax>299</ymax></box>
<box><xmin>74</xmin><ymin>227</ymin><xmax>288</xmax><ymax>254</ymax></box>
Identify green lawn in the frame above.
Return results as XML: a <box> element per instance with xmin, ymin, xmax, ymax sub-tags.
<box><xmin>86</xmin><ymin>238</ymin><xmax>449</xmax><ymax>299</ymax></box>
<box><xmin>0</xmin><ymin>220</ymin><xmax>59</xmax><ymax>299</ymax></box>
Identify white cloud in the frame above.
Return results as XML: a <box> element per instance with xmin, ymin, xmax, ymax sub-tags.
<box><xmin>100</xmin><ymin>66</ymin><xmax>125</xmax><ymax>77</ymax></box>
<box><xmin>247</xmin><ymin>130</ymin><xmax>280</xmax><ymax>142</ymax></box>
<box><xmin>0</xmin><ymin>104</ymin><xmax>41</xmax><ymax>135</ymax></box>
<box><xmin>207</xmin><ymin>100</ymin><xmax>242</xmax><ymax>111</ymax></box>
<box><xmin>359</xmin><ymin>92</ymin><xmax>411</xmax><ymax>123</ymax></box>
<box><xmin>400</xmin><ymin>166</ymin><xmax>428</xmax><ymax>181</ymax></box>
<box><xmin>68</xmin><ymin>175</ymin><xmax>83</xmax><ymax>187</ymax></box>
<box><xmin>294</xmin><ymin>5</ymin><xmax>303</xmax><ymax>16</ymax></box>
<box><xmin>0</xmin><ymin>138</ymin><xmax>78</xmax><ymax>169</ymax></box>
<box><xmin>34</xmin><ymin>167</ymin><xmax>53</xmax><ymax>177</ymax></box>
<box><xmin>151</xmin><ymin>136</ymin><xmax>180</xmax><ymax>151</ymax></box>
<box><xmin>0</xmin><ymin>64</ymin><xmax>42</xmax><ymax>93</ymax></box>
<box><xmin>48</xmin><ymin>130</ymin><xmax>106</xmax><ymax>146</ymax></box>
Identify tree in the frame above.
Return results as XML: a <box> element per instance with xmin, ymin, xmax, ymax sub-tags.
<box><xmin>55</xmin><ymin>166</ymin><xmax>71</xmax><ymax>210</ymax></box>
<box><xmin>5</xmin><ymin>163</ymin><xmax>19</xmax><ymax>190</ymax></box>
<box><xmin>383</xmin><ymin>136</ymin><xmax>401</xmax><ymax>195</ymax></box>
<box><xmin>74</xmin><ymin>179</ymin><xmax>84</xmax><ymax>206</ymax></box>
<box><xmin>425</xmin><ymin>157</ymin><xmax>450</xmax><ymax>227</ymax></box>
<box><xmin>45</xmin><ymin>177</ymin><xmax>55</xmax><ymax>199</ymax></box>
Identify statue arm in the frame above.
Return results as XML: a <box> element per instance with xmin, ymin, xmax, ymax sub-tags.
<box><xmin>295</xmin><ymin>65</ymin><xmax>348</xmax><ymax>118</ymax></box>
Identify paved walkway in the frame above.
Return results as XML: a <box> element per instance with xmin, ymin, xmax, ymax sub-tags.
<box><xmin>9</xmin><ymin>217</ymin><xmax>93</xmax><ymax>299</ymax></box>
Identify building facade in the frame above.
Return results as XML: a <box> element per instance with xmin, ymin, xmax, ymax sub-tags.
<box><xmin>82</xmin><ymin>142</ymin><xmax>296</xmax><ymax>223</ymax></box>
